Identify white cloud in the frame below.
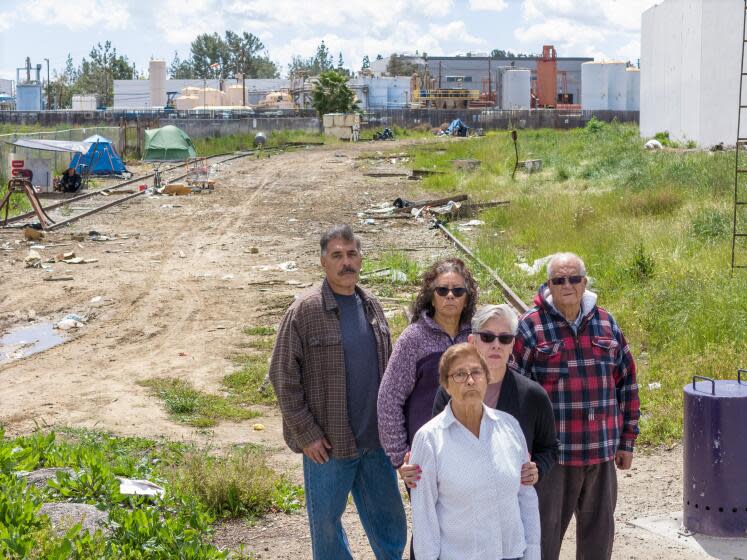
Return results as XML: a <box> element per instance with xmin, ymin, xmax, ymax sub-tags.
<box><xmin>21</xmin><ymin>0</ymin><xmax>131</xmax><ymax>30</ymax></box>
<box><xmin>428</xmin><ymin>21</ymin><xmax>485</xmax><ymax>46</ymax></box>
<box><xmin>468</xmin><ymin>0</ymin><xmax>507</xmax><ymax>12</ymax></box>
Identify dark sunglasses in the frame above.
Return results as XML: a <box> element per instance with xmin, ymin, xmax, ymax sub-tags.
<box><xmin>434</xmin><ymin>286</ymin><xmax>467</xmax><ymax>298</ymax></box>
<box><xmin>550</xmin><ymin>275</ymin><xmax>584</xmax><ymax>286</ymax></box>
<box><xmin>474</xmin><ymin>332</ymin><xmax>515</xmax><ymax>344</ymax></box>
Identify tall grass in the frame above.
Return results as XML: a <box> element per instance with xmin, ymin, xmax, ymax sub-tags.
<box><xmin>193</xmin><ymin>130</ymin><xmax>324</xmax><ymax>157</ymax></box>
<box><xmin>407</xmin><ymin>121</ymin><xmax>742</xmax><ymax>446</ymax></box>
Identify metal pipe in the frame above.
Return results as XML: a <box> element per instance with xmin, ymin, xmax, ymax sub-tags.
<box><xmin>433</xmin><ymin>220</ymin><xmax>528</xmax><ymax>313</ymax></box>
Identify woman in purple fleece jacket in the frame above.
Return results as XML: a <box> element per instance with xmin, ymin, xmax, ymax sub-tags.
<box><xmin>377</xmin><ymin>258</ymin><xmax>478</xmax><ymax>471</ymax></box>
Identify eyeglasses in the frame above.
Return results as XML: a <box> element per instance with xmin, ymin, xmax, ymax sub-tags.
<box><xmin>434</xmin><ymin>286</ymin><xmax>467</xmax><ymax>298</ymax></box>
<box><xmin>474</xmin><ymin>331</ymin><xmax>515</xmax><ymax>345</ymax></box>
<box><xmin>550</xmin><ymin>275</ymin><xmax>585</xmax><ymax>286</ymax></box>
<box><xmin>449</xmin><ymin>368</ymin><xmax>486</xmax><ymax>383</ymax></box>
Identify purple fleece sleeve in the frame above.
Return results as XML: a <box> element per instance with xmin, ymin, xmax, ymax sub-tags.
<box><xmin>377</xmin><ymin>324</ymin><xmax>420</xmax><ymax>468</ymax></box>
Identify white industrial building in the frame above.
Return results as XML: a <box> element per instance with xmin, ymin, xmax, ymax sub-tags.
<box><xmin>640</xmin><ymin>0</ymin><xmax>743</xmax><ymax>146</ymax></box>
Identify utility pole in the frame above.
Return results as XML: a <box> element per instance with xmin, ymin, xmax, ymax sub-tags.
<box><xmin>242</xmin><ymin>48</ymin><xmax>246</xmax><ymax>107</ymax></box>
<box><xmin>44</xmin><ymin>58</ymin><xmax>50</xmax><ymax>109</ymax></box>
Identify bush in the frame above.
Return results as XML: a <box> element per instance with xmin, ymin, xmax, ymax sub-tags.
<box><xmin>585</xmin><ymin>117</ymin><xmax>605</xmax><ymax>133</ymax></box>
<box><xmin>167</xmin><ymin>447</ymin><xmax>301</xmax><ymax>519</ymax></box>
<box><xmin>689</xmin><ymin>208</ymin><xmax>730</xmax><ymax>240</ymax></box>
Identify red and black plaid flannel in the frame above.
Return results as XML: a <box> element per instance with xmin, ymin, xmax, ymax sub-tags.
<box><xmin>512</xmin><ymin>287</ymin><xmax>640</xmax><ymax>466</ymax></box>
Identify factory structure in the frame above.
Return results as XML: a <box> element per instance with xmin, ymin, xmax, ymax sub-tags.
<box><xmin>640</xmin><ymin>0</ymin><xmax>741</xmax><ymax>146</ymax></box>
<box><xmin>107</xmin><ymin>48</ymin><xmax>639</xmax><ymax>113</ymax></box>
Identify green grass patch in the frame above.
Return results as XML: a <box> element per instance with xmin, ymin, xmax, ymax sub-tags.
<box><xmin>138</xmin><ymin>378</ymin><xmax>260</xmax><ymax>428</ymax></box>
<box><xmin>403</xmin><ymin>122</ymin><xmax>743</xmax><ymax>447</ymax></box>
<box><xmin>224</xmin><ymin>353</ymin><xmax>276</xmax><ymax>406</ymax></box>
<box><xmin>242</xmin><ymin>326</ymin><xmax>276</xmax><ymax>336</ymax></box>
<box><xmin>0</xmin><ymin>427</ymin><xmax>300</xmax><ymax>558</ymax></box>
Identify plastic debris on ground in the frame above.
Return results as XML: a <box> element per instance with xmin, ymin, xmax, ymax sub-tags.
<box><xmin>24</xmin><ymin>250</ymin><xmax>43</xmax><ymax>268</ymax></box>
<box><xmin>644</xmin><ymin>139</ymin><xmax>663</xmax><ymax>150</ymax></box>
<box><xmin>258</xmin><ymin>261</ymin><xmax>298</xmax><ymax>272</ymax></box>
<box><xmin>457</xmin><ymin>219</ymin><xmax>485</xmax><ymax>231</ymax></box>
<box><xmin>648</xmin><ymin>382</ymin><xmax>662</xmax><ymax>390</ymax></box>
<box><xmin>117</xmin><ymin>478</ymin><xmax>165</xmax><ymax>497</ymax></box>
<box><xmin>515</xmin><ymin>255</ymin><xmax>553</xmax><ymax>275</ymax></box>
<box><xmin>55</xmin><ymin>313</ymin><xmax>87</xmax><ymax>331</ymax></box>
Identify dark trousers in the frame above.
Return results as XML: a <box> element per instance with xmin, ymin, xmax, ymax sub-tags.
<box><xmin>537</xmin><ymin>460</ymin><xmax>618</xmax><ymax>560</ymax></box>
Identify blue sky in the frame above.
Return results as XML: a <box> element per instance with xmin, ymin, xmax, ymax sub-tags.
<box><xmin>0</xmin><ymin>0</ymin><xmax>658</xmax><ymax>82</ymax></box>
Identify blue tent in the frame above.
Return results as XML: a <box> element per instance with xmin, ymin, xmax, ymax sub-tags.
<box><xmin>446</xmin><ymin>119</ymin><xmax>469</xmax><ymax>137</ymax></box>
<box><xmin>70</xmin><ymin>135</ymin><xmax>127</xmax><ymax>175</ymax></box>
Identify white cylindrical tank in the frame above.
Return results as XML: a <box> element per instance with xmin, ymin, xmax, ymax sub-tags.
<box><xmin>149</xmin><ymin>60</ymin><xmax>167</xmax><ymax>108</ymax></box>
<box><xmin>501</xmin><ymin>68</ymin><xmax>531</xmax><ymax>109</ymax></box>
<box><xmin>606</xmin><ymin>62</ymin><xmax>627</xmax><ymax>111</ymax></box>
<box><xmin>581</xmin><ymin>62</ymin><xmax>608</xmax><ymax>110</ymax></box>
<box><xmin>227</xmin><ymin>85</ymin><xmax>245</xmax><ymax>106</ymax></box>
<box><xmin>174</xmin><ymin>95</ymin><xmax>199</xmax><ymax>110</ymax></box>
<box><xmin>626</xmin><ymin>67</ymin><xmax>640</xmax><ymax>111</ymax></box>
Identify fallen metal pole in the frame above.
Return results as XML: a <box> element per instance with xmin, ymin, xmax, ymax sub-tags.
<box><xmin>433</xmin><ymin>220</ymin><xmax>528</xmax><ymax>314</ymax></box>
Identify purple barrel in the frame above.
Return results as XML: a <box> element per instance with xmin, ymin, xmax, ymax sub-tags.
<box><xmin>683</xmin><ymin>371</ymin><xmax>747</xmax><ymax>537</ymax></box>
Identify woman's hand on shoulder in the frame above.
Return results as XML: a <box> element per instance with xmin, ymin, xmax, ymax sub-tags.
<box><xmin>398</xmin><ymin>451</ymin><xmax>422</xmax><ymax>489</ymax></box>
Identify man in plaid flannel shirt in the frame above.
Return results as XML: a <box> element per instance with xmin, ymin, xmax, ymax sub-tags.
<box><xmin>269</xmin><ymin>224</ymin><xmax>406</xmax><ymax>560</ymax></box>
<box><xmin>512</xmin><ymin>253</ymin><xmax>639</xmax><ymax>560</ymax></box>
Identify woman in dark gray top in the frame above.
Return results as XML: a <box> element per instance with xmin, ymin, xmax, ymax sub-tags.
<box><xmin>401</xmin><ymin>304</ymin><xmax>558</xmax><ymax>488</ymax></box>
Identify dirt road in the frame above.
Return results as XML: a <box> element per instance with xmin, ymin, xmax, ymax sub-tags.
<box><xmin>0</xmin><ymin>140</ymin><xmax>708</xmax><ymax>559</ymax></box>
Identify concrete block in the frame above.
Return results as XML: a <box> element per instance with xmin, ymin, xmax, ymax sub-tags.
<box><xmin>322</xmin><ymin>114</ymin><xmax>334</xmax><ymax>128</ymax></box>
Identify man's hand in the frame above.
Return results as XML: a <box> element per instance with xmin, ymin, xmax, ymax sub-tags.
<box><xmin>398</xmin><ymin>451</ymin><xmax>421</xmax><ymax>489</ymax></box>
<box><xmin>303</xmin><ymin>437</ymin><xmax>332</xmax><ymax>464</ymax></box>
<box><xmin>615</xmin><ymin>450</ymin><xmax>633</xmax><ymax>470</ymax></box>
<box><xmin>521</xmin><ymin>461</ymin><xmax>539</xmax><ymax>485</ymax></box>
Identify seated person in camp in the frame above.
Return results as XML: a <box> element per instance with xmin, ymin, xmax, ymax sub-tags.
<box><xmin>58</xmin><ymin>168</ymin><xmax>82</xmax><ymax>193</ymax></box>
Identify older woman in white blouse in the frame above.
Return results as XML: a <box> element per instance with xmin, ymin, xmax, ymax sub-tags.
<box><xmin>410</xmin><ymin>343</ymin><xmax>540</xmax><ymax>560</ymax></box>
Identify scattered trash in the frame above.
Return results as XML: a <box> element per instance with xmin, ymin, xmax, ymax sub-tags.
<box><xmin>88</xmin><ymin>231</ymin><xmax>113</xmax><ymax>241</ymax></box>
<box><xmin>117</xmin><ymin>478</ymin><xmax>165</xmax><ymax>497</ymax></box>
<box><xmin>55</xmin><ymin>319</ymin><xmax>83</xmax><ymax>330</ymax></box>
<box><xmin>90</xmin><ymin>296</ymin><xmax>103</xmax><ymax>305</ymax></box>
<box><xmin>456</xmin><ymin>219</ymin><xmax>485</xmax><ymax>231</ymax></box>
<box><xmin>645</xmin><ymin>139</ymin><xmax>663</xmax><ymax>150</ymax></box>
<box><xmin>24</xmin><ymin>250</ymin><xmax>43</xmax><ymax>268</ymax></box>
<box><xmin>363</xmin><ymin>218</ymin><xmax>376</xmax><ymax>225</ymax></box>
<box><xmin>278</xmin><ymin>261</ymin><xmax>298</xmax><ymax>272</ymax></box>
<box><xmin>178</xmin><ymin>251</ymin><xmax>186</xmax><ymax>258</ymax></box>
<box><xmin>222</xmin><ymin>274</ymin><xmax>235</xmax><ymax>280</ymax></box>
<box><xmin>29</xmin><ymin>244</ymin><xmax>46</xmax><ymax>250</ymax></box>
<box><xmin>515</xmin><ymin>255</ymin><xmax>553</xmax><ymax>276</ymax></box>
<box><xmin>43</xmin><ymin>276</ymin><xmax>74</xmax><ymax>282</ymax></box>
<box><xmin>363</xmin><ymin>268</ymin><xmax>408</xmax><ymax>283</ymax></box>
<box><xmin>252</xmin><ymin>423</ymin><xmax>265</xmax><ymax>431</ymax></box>
<box><xmin>648</xmin><ymin>382</ymin><xmax>662</xmax><ymax>390</ymax></box>
<box><xmin>63</xmin><ymin>257</ymin><xmax>98</xmax><ymax>265</ymax></box>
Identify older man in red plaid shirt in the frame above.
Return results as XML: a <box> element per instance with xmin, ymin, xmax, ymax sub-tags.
<box><xmin>513</xmin><ymin>252</ymin><xmax>639</xmax><ymax>560</ymax></box>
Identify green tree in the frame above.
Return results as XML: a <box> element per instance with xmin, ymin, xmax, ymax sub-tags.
<box><xmin>169</xmin><ymin>50</ymin><xmax>195</xmax><ymax>79</ymax></box>
<box><xmin>288</xmin><ymin>41</ymin><xmax>335</xmax><ymax>78</ymax></box>
<box><xmin>190</xmin><ymin>32</ymin><xmax>230</xmax><ymax>78</ymax></box>
<box><xmin>336</xmin><ymin>52</ymin><xmax>351</xmax><ymax>77</ymax></box>
<box><xmin>75</xmin><ymin>41</ymin><xmax>136</xmax><ymax>107</ymax></box>
<box><xmin>361</xmin><ymin>55</ymin><xmax>370</xmax><ymax>70</ymax></box>
<box><xmin>311</xmin><ymin>70</ymin><xmax>358</xmax><ymax>116</ymax></box>
<box><xmin>223</xmin><ymin>31</ymin><xmax>279</xmax><ymax>78</ymax></box>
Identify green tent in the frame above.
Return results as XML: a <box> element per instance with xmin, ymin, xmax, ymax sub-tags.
<box><xmin>143</xmin><ymin>125</ymin><xmax>197</xmax><ymax>161</ymax></box>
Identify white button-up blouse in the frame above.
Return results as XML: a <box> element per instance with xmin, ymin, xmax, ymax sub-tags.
<box><xmin>410</xmin><ymin>402</ymin><xmax>541</xmax><ymax>560</ymax></box>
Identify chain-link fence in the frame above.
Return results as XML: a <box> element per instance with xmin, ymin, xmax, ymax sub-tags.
<box><xmin>0</xmin><ymin>126</ymin><xmax>122</xmax><ymax>188</ymax></box>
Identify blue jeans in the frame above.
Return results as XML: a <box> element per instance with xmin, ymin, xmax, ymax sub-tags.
<box><xmin>303</xmin><ymin>447</ymin><xmax>406</xmax><ymax>560</ymax></box>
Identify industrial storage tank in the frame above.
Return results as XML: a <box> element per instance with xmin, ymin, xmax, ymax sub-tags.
<box><xmin>226</xmin><ymin>85</ymin><xmax>245</xmax><ymax>106</ymax></box>
<box><xmin>582</xmin><ymin>61</ymin><xmax>629</xmax><ymax>111</ymax></box>
<box><xmin>501</xmin><ymin>68</ymin><xmax>530</xmax><ymax>110</ymax></box>
<box><xmin>149</xmin><ymin>60</ymin><xmax>167</xmax><ymax>108</ymax></box>
<box><xmin>16</xmin><ymin>84</ymin><xmax>43</xmax><ymax>111</ymax></box>
<box><xmin>581</xmin><ymin>62</ymin><xmax>608</xmax><ymax>110</ymax></box>
<box><xmin>626</xmin><ymin>68</ymin><xmax>640</xmax><ymax>111</ymax></box>
<box><xmin>606</xmin><ymin>62</ymin><xmax>627</xmax><ymax>111</ymax></box>
<box><xmin>174</xmin><ymin>95</ymin><xmax>199</xmax><ymax>110</ymax></box>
